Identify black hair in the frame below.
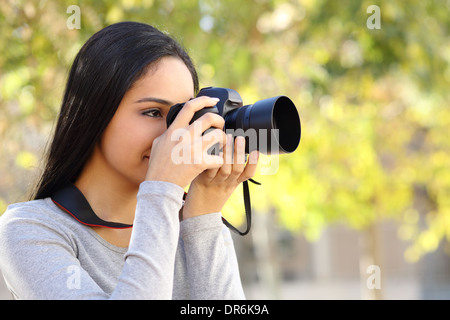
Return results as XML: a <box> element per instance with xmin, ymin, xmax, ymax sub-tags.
<box><xmin>32</xmin><ymin>21</ymin><xmax>198</xmax><ymax>200</ymax></box>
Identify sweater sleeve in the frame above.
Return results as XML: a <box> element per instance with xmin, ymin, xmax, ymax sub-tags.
<box><xmin>110</xmin><ymin>181</ymin><xmax>184</xmax><ymax>299</ymax></box>
<box><xmin>180</xmin><ymin>212</ymin><xmax>246</xmax><ymax>299</ymax></box>
<box><xmin>0</xmin><ymin>181</ymin><xmax>184</xmax><ymax>300</ymax></box>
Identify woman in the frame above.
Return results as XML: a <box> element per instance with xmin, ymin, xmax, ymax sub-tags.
<box><xmin>0</xmin><ymin>21</ymin><xmax>259</xmax><ymax>299</ymax></box>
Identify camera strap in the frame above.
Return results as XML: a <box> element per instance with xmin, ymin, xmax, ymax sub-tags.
<box><xmin>51</xmin><ymin>183</ymin><xmax>133</xmax><ymax>229</ymax></box>
<box><xmin>51</xmin><ymin>179</ymin><xmax>260</xmax><ymax>235</ymax></box>
<box><xmin>221</xmin><ymin>178</ymin><xmax>261</xmax><ymax>236</ymax></box>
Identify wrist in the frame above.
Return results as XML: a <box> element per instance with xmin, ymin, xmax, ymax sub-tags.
<box><xmin>182</xmin><ymin>183</ymin><xmax>224</xmax><ymax>219</ymax></box>
<box><xmin>145</xmin><ymin>170</ymin><xmax>185</xmax><ymax>189</ymax></box>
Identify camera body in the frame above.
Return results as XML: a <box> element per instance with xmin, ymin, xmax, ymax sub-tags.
<box><xmin>166</xmin><ymin>87</ymin><xmax>301</xmax><ymax>154</ymax></box>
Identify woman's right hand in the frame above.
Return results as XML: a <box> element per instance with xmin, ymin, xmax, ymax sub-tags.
<box><xmin>145</xmin><ymin>96</ymin><xmax>227</xmax><ymax>189</ymax></box>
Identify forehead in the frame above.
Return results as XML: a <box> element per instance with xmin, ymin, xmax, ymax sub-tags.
<box><xmin>127</xmin><ymin>56</ymin><xmax>195</xmax><ymax>103</ymax></box>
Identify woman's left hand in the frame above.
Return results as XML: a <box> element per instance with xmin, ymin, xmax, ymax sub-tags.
<box><xmin>182</xmin><ymin>134</ymin><xmax>259</xmax><ymax>219</ymax></box>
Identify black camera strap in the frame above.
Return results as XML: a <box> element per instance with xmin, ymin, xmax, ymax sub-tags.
<box><xmin>51</xmin><ymin>180</ymin><xmax>260</xmax><ymax>235</ymax></box>
<box><xmin>221</xmin><ymin>178</ymin><xmax>261</xmax><ymax>236</ymax></box>
<box><xmin>51</xmin><ymin>183</ymin><xmax>133</xmax><ymax>229</ymax></box>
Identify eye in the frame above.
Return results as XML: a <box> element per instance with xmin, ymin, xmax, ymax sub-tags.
<box><xmin>143</xmin><ymin>109</ymin><xmax>162</xmax><ymax>118</ymax></box>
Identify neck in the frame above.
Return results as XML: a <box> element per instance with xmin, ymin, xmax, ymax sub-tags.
<box><xmin>74</xmin><ymin>156</ymin><xmax>139</xmax><ymax>226</ymax></box>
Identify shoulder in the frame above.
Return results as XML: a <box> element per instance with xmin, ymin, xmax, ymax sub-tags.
<box><xmin>0</xmin><ymin>199</ymin><xmax>85</xmax><ymax>299</ymax></box>
<box><xmin>0</xmin><ymin>198</ymin><xmax>79</xmax><ymax>248</ymax></box>
<box><xmin>1</xmin><ymin>198</ymin><xmax>69</xmax><ymax>228</ymax></box>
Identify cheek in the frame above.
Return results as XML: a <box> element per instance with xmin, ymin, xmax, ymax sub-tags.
<box><xmin>101</xmin><ymin>119</ymin><xmax>165</xmax><ymax>168</ymax></box>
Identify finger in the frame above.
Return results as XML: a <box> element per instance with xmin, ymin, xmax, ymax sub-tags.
<box><xmin>237</xmin><ymin>150</ymin><xmax>259</xmax><ymax>183</ymax></box>
<box><xmin>223</xmin><ymin>134</ymin><xmax>234</xmax><ymax>170</ymax></box>
<box><xmin>230</xmin><ymin>136</ymin><xmax>246</xmax><ymax>179</ymax></box>
<box><xmin>188</xmin><ymin>112</ymin><xmax>225</xmax><ymax>137</ymax></box>
<box><xmin>196</xmin><ymin>130</ymin><xmax>226</xmax><ymax>170</ymax></box>
<box><xmin>215</xmin><ymin>134</ymin><xmax>233</xmax><ymax>181</ymax></box>
<box><xmin>170</xmin><ymin>96</ymin><xmax>220</xmax><ymax>129</ymax></box>
<box><xmin>202</xmin><ymin>167</ymin><xmax>220</xmax><ymax>181</ymax></box>
<box><xmin>202</xmin><ymin>129</ymin><xmax>227</xmax><ymax>152</ymax></box>
<box><xmin>202</xmin><ymin>153</ymin><xmax>224</xmax><ymax>170</ymax></box>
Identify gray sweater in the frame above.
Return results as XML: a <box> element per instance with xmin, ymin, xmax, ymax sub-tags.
<box><xmin>0</xmin><ymin>181</ymin><xmax>245</xmax><ymax>300</ymax></box>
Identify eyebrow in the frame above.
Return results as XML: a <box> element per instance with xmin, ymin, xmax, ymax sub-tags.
<box><xmin>135</xmin><ymin>97</ymin><xmax>174</xmax><ymax>106</ymax></box>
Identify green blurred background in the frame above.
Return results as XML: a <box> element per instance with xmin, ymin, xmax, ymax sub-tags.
<box><xmin>1</xmin><ymin>0</ymin><xmax>449</xmax><ymax>299</ymax></box>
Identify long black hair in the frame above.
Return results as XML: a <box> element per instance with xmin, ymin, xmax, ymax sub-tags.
<box><xmin>32</xmin><ymin>22</ymin><xmax>199</xmax><ymax>200</ymax></box>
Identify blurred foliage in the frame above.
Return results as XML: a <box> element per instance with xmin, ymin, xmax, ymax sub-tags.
<box><xmin>0</xmin><ymin>0</ymin><xmax>449</xmax><ymax>262</ymax></box>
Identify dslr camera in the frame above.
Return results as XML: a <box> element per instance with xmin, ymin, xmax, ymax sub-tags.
<box><xmin>166</xmin><ymin>87</ymin><xmax>301</xmax><ymax>154</ymax></box>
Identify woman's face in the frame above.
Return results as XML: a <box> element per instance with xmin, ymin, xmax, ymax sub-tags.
<box><xmin>94</xmin><ymin>56</ymin><xmax>195</xmax><ymax>187</ymax></box>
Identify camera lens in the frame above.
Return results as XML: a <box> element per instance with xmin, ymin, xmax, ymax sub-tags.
<box><xmin>271</xmin><ymin>96</ymin><xmax>301</xmax><ymax>154</ymax></box>
<box><xmin>225</xmin><ymin>96</ymin><xmax>300</xmax><ymax>154</ymax></box>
